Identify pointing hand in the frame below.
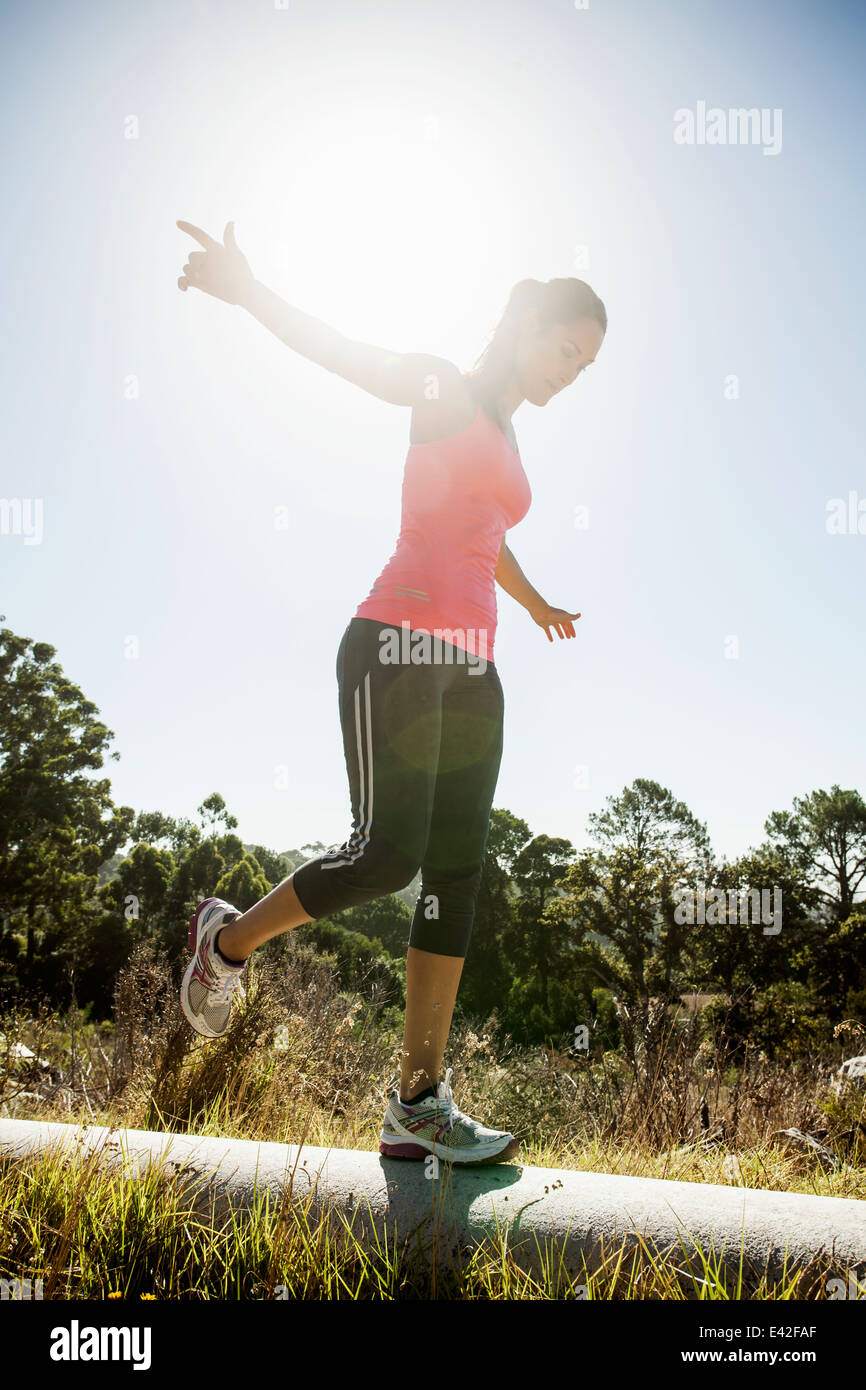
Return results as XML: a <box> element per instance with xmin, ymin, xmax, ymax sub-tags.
<box><xmin>176</xmin><ymin>219</ymin><xmax>254</xmax><ymax>305</ymax></box>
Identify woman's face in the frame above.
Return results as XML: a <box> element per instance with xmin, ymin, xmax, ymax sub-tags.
<box><xmin>517</xmin><ymin>312</ymin><xmax>606</xmax><ymax>406</ymax></box>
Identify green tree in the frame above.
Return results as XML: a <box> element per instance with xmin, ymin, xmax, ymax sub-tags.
<box><xmin>329</xmin><ymin>895</ymin><xmax>413</xmax><ymax>958</ymax></box>
<box><xmin>293</xmin><ymin>920</ymin><xmax>404</xmax><ymax>1006</ymax></box>
<box><xmin>459</xmin><ymin>808</ymin><xmax>531</xmax><ymax>1023</ymax></box>
<box><xmin>132</xmin><ymin>809</ymin><xmax>201</xmax><ymax>856</ymax></box>
<box><xmin>110</xmin><ymin>842</ymin><xmax>176</xmax><ymax>924</ymax></box>
<box><xmin>587</xmin><ymin>777</ymin><xmax>712</xmax><ymax>867</ymax></box>
<box><xmin>500</xmin><ymin>834</ymin><xmax>577</xmax><ymax>1040</ymax></box>
<box><xmin>197</xmin><ymin>792</ymin><xmax>238</xmax><ymax>835</ymax></box>
<box><xmin>244</xmin><ymin>843</ymin><xmax>291</xmax><ymax>888</ymax></box>
<box><xmin>764</xmin><ymin>786</ymin><xmax>866</xmax><ymax>925</ymax></box>
<box><xmin>807</xmin><ymin>907</ymin><xmax>866</xmax><ymax>1023</ymax></box>
<box><xmin>551</xmin><ymin>845</ymin><xmax>661</xmax><ymax>1002</ymax></box>
<box><xmin>589</xmin><ymin>779</ymin><xmax>712</xmax><ymax>1001</ymax></box>
<box><xmin>681</xmin><ymin>843</ymin><xmax>818</xmax><ymax>997</ymax></box>
<box><xmin>551</xmin><ymin>780</ymin><xmax>712</xmax><ymax>1014</ymax></box>
<box><xmin>215</xmin><ymin>853</ymin><xmax>270</xmax><ymax>912</ymax></box>
<box><xmin>0</xmin><ymin>628</ymin><xmax>134</xmax><ymax>992</ymax></box>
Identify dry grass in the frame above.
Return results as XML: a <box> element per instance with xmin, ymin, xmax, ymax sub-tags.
<box><xmin>0</xmin><ymin>1143</ymin><xmax>856</xmax><ymax>1301</ymax></box>
<box><xmin>2</xmin><ymin>936</ymin><xmax>865</xmax><ymax>1201</ymax></box>
<box><xmin>2</xmin><ymin>939</ymin><xmax>864</xmax><ymax>1299</ymax></box>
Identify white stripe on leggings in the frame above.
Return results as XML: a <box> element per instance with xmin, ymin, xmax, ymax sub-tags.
<box><xmin>321</xmin><ymin>671</ymin><xmax>374</xmax><ymax>869</ymax></box>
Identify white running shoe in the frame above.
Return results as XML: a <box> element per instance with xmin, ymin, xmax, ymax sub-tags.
<box><xmin>180</xmin><ymin>896</ymin><xmax>246</xmax><ymax>1039</ymax></box>
<box><xmin>379</xmin><ymin>1067</ymin><xmax>520</xmax><ymax>1165</ymax></box>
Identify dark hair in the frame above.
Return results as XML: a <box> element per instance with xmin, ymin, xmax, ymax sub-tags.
<box><xmin>465</xmin><ymin>277</ymin><xmax>607</xmax><ymax>422</ymax></box>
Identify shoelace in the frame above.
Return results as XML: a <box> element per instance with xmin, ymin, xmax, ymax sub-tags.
<box><xmin>199</xmin><ymin>906</ymin><xmax>244</xmax><ymax>1005</ymax></box>
<box><xmin>210</xmin><ymin>969</ymin><xmax>243</xmax><ymax>1007</ymax></box>
<box><xmin>437</xmin><ymin>1067</ymin><xmax>479</xmax><ymax>1134</ymax></box>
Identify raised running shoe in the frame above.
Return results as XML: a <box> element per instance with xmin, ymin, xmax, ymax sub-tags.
<box><xmin>180</xmin><ymin>896</ymin><xmax>246</xmax><ymax>1039</ymax></box>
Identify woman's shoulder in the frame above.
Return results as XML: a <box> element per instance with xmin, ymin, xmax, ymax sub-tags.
<box><xmin>409</xmin><ymin>364</ymin><xmax>478</xmax><ymax>446</ymax></box>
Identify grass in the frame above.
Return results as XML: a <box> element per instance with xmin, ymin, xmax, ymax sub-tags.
<box><xmin>0</xmin><ymin>1144</ymin><xmax>855</xmax><ymax>1301</ymax></box>
<box><xmin>1</xmin><ymin>937</ymin><xmax>864</xmax><ymax>1299</ymax></box>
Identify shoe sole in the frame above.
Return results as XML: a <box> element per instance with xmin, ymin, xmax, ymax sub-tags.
<box><xmin>378</xmin><ymin>1132</ymin><xmax>521</xmax><ymax>1165</ymax></box>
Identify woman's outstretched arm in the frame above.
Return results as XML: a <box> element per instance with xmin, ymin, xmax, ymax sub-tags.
<box><xmin>177</xmin><ymin>219</ymin><xmax>465</xmax><ymax>409</ymax></box>
<box><xmin>495</xmin><ymin>541</ymin><xmax>581</xmax><ymax>641</ymax></box>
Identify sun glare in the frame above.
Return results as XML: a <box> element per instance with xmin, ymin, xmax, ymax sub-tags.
<box><xmin>217</xmin><ymin>92</ymin><xmax>517</xmax><ymax>364</ymax></box>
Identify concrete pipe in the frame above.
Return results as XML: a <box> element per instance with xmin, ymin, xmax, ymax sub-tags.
<box><xmin>2</xmin><ymin>1118</ymin><xmax>864</xmax><ymax>1287</ymax></box>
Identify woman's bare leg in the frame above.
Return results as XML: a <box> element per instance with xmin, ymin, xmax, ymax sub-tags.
<box><xmin>219</xmin><ymin>888</ymin><xmax>461</xmax><ymax>1102</ymax></box>
<box><xmin>215</xmin><ymin>873</ymin><xmax>313</xmax><ymax>962</ymax></box>
<box><xmin>217</xmin><ymin>887</ymin><xmax>467</xmax><ymax>1106</ymax></box>
<box><xmin>399</xmin><ymin>946</ymin><xmax>464</xmax><ymax>1102</ymax></box>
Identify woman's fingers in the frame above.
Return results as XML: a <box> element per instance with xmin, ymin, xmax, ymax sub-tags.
<box><xmin>540</xmin><ymin>617</ymin><xmax>578</xmax><ymax>639</ymax></box>
<box><xmin>553</xmin><ymin>608</ymin><xmax>581</xmax><ymax>637</ymax></box>
<box><xmin>179</xmin><ymin>246</ymin><xmax>214</xmax><ymax>292</ymax></box>
<box><xmin>176</xmin><ymin>219</ymin><xmax>220</xmax><ymax>252</ymax></box>
<box><xmin>535</xmin><ymin>605</ymin><xmax>581</xmax><ymax>640</ymax></box>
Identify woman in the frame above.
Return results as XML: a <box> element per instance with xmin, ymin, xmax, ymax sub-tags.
<box><xmin>176</xmin><ymin>219</ymin><xmax>606</xmax><ymax>1164</ymax></box>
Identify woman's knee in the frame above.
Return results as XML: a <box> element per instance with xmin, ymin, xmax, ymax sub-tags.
<box><xmin>419</xmin><ymin>864</ymin><xmax>483</xmax><ymax>913</ymax></box>
<box><xmin>337</xmin><ymin>846</ymin><xmax>419</xmax><ymax>900</ymax></box>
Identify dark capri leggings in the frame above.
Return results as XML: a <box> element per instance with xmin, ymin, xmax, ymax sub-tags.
<box><xmin>292</xmin><ymin>617</ymin><xmax>504</xmax><ymax>958</ymax></box>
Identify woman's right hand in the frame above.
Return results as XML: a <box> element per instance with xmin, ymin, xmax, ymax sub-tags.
<box><xmin>176</xmin><ymin>219</ymin><xmax>254</xmax><ymax>306</ymax></box>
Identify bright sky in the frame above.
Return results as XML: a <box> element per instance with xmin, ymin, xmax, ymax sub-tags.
<box><xmin>2</xmin><ymin>0</ymin><xmax>864</xmax><ymax>866</ymax></box>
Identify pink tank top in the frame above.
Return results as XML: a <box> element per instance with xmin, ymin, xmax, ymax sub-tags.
<box><xmin>354</xmin><ymin>404</ymin><xmax>531</xmax><ymax>664</ymax></box>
